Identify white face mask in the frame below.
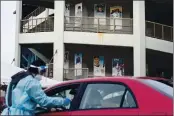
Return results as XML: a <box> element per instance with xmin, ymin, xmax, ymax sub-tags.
<box><xmin>35</xmin><ymin>75</ymin><xmax>42</xmax><ymax>81</ymax></box>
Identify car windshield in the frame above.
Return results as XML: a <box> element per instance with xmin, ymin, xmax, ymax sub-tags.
<box><xmin>139</xmin><ymin>79</ymin><xmax>173</xmax><ymax>98</ymax></box>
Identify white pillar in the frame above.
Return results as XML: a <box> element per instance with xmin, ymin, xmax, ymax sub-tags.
<box><xmin>53</xmin><ymin>1</ymin><xmax>65</xmax><ymax>81</ymax></box>
<box><xmin>14</xmin><ymin>1</ymin><xmax>22</xmax><ymax>67</ymax></box>
<box><xmin>133</xmin><ymin>0</ymin><xmax>146</xmax><ymax>76</ymax></box>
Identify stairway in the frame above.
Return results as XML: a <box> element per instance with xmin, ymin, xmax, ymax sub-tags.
<box><xmin>24</xmin><ymin>16</ymin><xmax>54</xmax><ymax>33</ymax></box>
<box><xmin>22</xmin><ymin>8</ymin><xmax>54</xmax><ymax>33</ymax></box>
<box><xmin>28</xmin><ymin>48</ymin><xmax>50</xmax><ymax>64</ymax></box>
<box><xmin>23</xmin><ymin>7</ymin><xmax>46</xmax><ymax>24</ymax></box>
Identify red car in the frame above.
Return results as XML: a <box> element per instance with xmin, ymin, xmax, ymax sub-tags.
<box><xmin>0</xmin><ymin>97</ymin><xmax>6</xmax><ymax>113</ymax></box>
<box><xmin>36</xmin><ymin>77</ymin><xmax>173</xmax><ymax>116</ymax></box>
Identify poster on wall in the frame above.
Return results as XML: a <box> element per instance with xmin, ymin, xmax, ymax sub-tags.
<box><xmin>65</xmin><ymin>4</ymin><xmax>70</xmax><ymax>24</ymax></box>
<box><xmin>93</xmin><ymin>56</ymin><xmax>105</xmax><ymax>76</ymax></box>
<box><xmin>74</xmin><ymin>53</ymin><xmax>82</xmax><ymax>76</ymax></box>
<box><xmin>112</xmin><ymin>58</ymin><xmax>124</xmax><ymax>76</ymax></box>
<box><xmin>75</xmin><ymin>3</ymin><xmax>82</xmax><ymax>27</ymax></box>
<box><xmin>94</xmin><ymin>4</ymin><xmax>106</xmax><ymax>27</ymax></box>
<box><xmin>64</xmin><ymin>51</ymin><xmax>69</xmax><ymax>73</ymax></box>
<box><xmin>110</xmin><ymin>6</ymin><xmax>122</xmax><ymax>30</ymax></box>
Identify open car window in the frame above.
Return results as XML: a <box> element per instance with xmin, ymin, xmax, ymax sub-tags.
<box><xmin>35</xmin><ymin>84</ymin><xmax>80</xmax><ymax>114</ymax></box>
<box><xmin>46</xmin><ymin>84</ymin><xmax>80</xmax><ymax>109</ymax></box>
<box><xmin>49</xmin><ymin>89</ymin><xmax>75</xmax><ymax>109</ymax></box>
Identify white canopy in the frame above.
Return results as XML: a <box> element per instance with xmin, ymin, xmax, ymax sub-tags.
<box><xmin>1</xmin><ymin>62</ymin><xmax>23</xmax><ymax>85</ymax></box>
<box><xmin>1</xmin><ymin>62</ymin><xmax>60</xmax><ymax>88</ymax></box>
<box><xmin>40</xmin><ymin>77</ymin><xmax>62</xmax><ymax>88</ymax></box>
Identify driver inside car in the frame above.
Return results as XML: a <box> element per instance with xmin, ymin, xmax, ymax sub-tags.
<box><xmin>50</xmin><ymin>88</ymin><xmax>78</xmax><ymax>112</ymax></box>
<box><xmin>1</xmin><ymin>60</ymin><xmax>71</xmax><ymax>116</ymax></box>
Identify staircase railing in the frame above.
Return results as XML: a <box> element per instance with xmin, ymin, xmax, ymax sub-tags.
<box><xmin>23</xmin><ymin>7</ymin><xmax>46</xmax><ymax>20</ymax></box>
<box><xmin>21</xmin><ymin>16</ymin><xmax>54</xmax><ymax>33</ymax></box>
<box><xmin>23</xmin><ymin>7</ymin><xmax>46</xmax><ymax>25</ymax></box>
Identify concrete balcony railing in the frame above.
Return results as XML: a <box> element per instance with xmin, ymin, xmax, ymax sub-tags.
<box><xmin>20</xmin><ymin>16</ymin><xmax>173</xmax><ymax>42</ymax></box>
<box><xmin>146</xmin><ymin>21</ymin><xmax>173</xmax><ymax>42</ymax></box>
<box><xmin>64</xmin><ymin>16</ymin><xmax>133</xmax><ymax>34</ymax></box>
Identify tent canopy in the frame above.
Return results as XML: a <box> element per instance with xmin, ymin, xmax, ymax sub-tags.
<box><xmin>1</xmin><ymin>62</ymin><xmax>23</xmax><ymax>85</ymax></box>
<box><xmin>1</xmin><ymin>62</ymin><xmax>60</xmax><ymax>88</ymax></box>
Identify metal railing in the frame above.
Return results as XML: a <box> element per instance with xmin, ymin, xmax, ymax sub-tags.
<box><xmin>146</xmin><ymin>21</ymin><xmax>173</xmax><ymax>42</ymax></box>
<box><xmin>45</xmin><ymin>64</ymin><xmax>89</xmax><ymax>80</ymax></box>
<box><xmin>23</xmin><ymin>7</ymin><xmax>46</xmax><ymax>20</ymax></box>
<box><xmin>63</xmin><ymin>68</ymin><xmax>89</xmax><ymax>80</ymax></box>
<box><xmin>20</xmin><ymin>16</ymin><xmax>173</xmax><ymax>42</ymax></box>
<box><xmin>64</xmin><ymin>16</ymin><xmax>133</xmax><ymax>34</ymax></box>
<box><xmin>23</xmin><ymin>7</ymin><xmax>46</xmax><ymax>25</ymax></box>
<box><xmin>45</xmin><ymin>63</ymin><xmax>53</xmax><ymax>78</ymax></box>
<box><xmin>21</xmin><ymin>16</ymin><xmax>54</xmax><ymax>33</ymax></box>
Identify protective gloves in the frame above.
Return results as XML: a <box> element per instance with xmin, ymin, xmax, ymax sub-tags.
<box><xmin>63</xmin><ymin>98</ymin><xmax>71</xmax><ymax>106</ymax></box>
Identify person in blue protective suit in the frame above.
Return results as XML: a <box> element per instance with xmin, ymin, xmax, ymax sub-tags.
<box><xmin>1</xmin><ymin>60</ymin><xmax>71</xmax><ymax>115</ymax></box>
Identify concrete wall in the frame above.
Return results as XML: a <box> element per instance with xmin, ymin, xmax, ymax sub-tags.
<box><xmin>53</xmin><ymin>1</ymin><xmax>65</xmax><ymax>81</ymax></box>
<box><xmin>133</xmin><ymin>1</ymin><xmax>146</xmax><ymax>76</ymax></box>
<box><xmin>18</xmin><ymin>32</ymin><xmax>173</xmax><ymax>54</ymax></box>
<box><xmin>19</xmin><ymin>32</ymin><xmax>56</xmax><ymax>43</ymax></box>
<box><xmin>15</xmin><ymin>1</ymin><xmax>22</xmax><ymax>67</ymax></box>
<box><xmin>64</xmin><ymin>31</ymin><xmax>134</xmax><ymax>47</ymax></box>
<box><xmin>65</xmin><ymin>44</ymin><xmax>134</xmax><ymax>76</ymax></box>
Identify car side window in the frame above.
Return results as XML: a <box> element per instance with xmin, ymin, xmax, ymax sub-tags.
<box><xmin>79</xmin><ymin>83</ymin><xmax>124</xmax><ymax>109</ymax></box>
<box><xmin>79</xmin><ymin>83</ymin><xmax>137</xmax><ymax>110</ymax></box>
<box><xmin>46</xmin><ymin>84</ymin><xmax>80</xmax><ymax>110</ymax></box>
<box><xmin>122</xmin><ymin>90</ymin><xmax>137</xmax><ymax>108</ymax></box>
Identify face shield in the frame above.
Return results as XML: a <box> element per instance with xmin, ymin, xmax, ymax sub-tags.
<box><xmin>29</xmin><ymin>65</ymin><xmax>48</xmax><ymax>81</ymax></box>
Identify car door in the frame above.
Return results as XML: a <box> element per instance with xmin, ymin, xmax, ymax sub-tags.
<box><xmin>36</xmin><ymin>83</ymin><xmax>83</xmax><ymax>116</ymax></box>
<box><xmin>71</xmin><ymin>82</ymin><xmax>139</xmax><ymax>115</ymax></box>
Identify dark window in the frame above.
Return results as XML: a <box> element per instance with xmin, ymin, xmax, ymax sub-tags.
<box><xmin>79</xmin><ymin>83</ymin><xmax>137</xmax><ymax>109</ymax></box>
<box><xmin>139</xmin><ymin>79</ymin><xmax>173</xmax><ymax>98</ymax></box>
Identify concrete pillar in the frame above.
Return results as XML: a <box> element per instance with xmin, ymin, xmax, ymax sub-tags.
<box><xmin>53</xmin><ymin>1</ymin><xmax>65</xmax><ymax>81</ymax></box>
<box><xmin>14</xmin><ymin>1</ymin><xmax>22</xmax><ymax>67</ymax></box>
<box><xmin>133</xmin><ymin>0</ymin><xmax>146</xmax><ymax>76</ymax></box>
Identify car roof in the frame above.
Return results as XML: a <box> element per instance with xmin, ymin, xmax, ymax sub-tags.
<box><xmin>135</xmin><ymin>77</ymin><xmax>170</xmax><ymax>81</ymax></box>
<box><xmin>45</xmin><ymin>76</ymin><xmax>169</xmax><ymax>91</ymax></box>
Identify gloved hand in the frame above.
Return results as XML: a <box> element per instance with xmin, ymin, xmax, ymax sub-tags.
<box><xmin>63</xmin><ymin>98</ymin><xmax>71</xmax><ymax>106</ymax></box>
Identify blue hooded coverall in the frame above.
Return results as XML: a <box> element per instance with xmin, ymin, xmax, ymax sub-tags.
<box><xmin>1</xmin><ymin>75</ymin><xmax>68</xmax><ymax>115</ymax></box>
